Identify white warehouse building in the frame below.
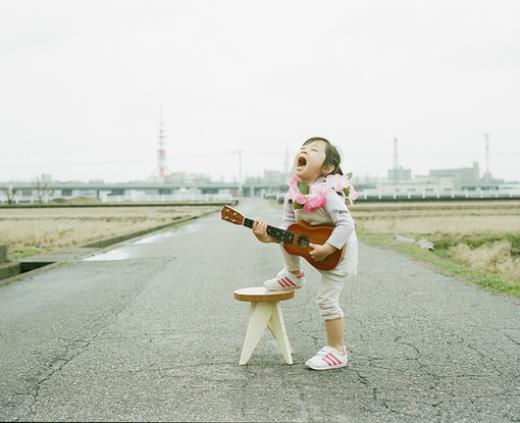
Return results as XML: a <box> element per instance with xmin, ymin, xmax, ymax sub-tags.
<box><xmin>376</xmin><ymin>175</ymin><xmax>456</xmax><ymax>198</ymax></box>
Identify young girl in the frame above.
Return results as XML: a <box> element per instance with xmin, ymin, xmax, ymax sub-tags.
<box><xmin>252</xmin><ymin>136</ymin><xmax>358</xmax><ymax>371</ymax></box>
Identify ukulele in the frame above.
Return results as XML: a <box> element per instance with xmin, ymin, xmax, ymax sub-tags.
<box><xmin>220</xmin><ymin>205</ymin><xmax>345</xmax><ymax>271</ymax></box>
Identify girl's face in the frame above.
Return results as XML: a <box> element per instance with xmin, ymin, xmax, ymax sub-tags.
<box><xmin>295</xmin><ymin>140</ymin><xmax>331</xmax><ymax>182</ymax></box>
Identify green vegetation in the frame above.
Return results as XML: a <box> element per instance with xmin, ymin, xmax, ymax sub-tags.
<box><xmin>7</xmin><ymin>245</ymin><xmax>43</xmax><ymax>260</ymax></box>
<box><xmin>0</xmin><ymin>205</ymin><xmax>220</xmax><ymax>262</ymax></box>
<box><xmin>353</xmin><ymin>203</ymin><xmax>520</xmax><ymax>297</ymax></box>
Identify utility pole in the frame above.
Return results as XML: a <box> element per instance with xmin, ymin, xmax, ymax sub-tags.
<box><xmin>157</xmin><ymin>107</ymin><xmax>167</xmax><ymax>182</ymax></box>
<box><xmin>393</xmin><ymin>137</ymin><xmax>399</xmax><ymax>170</ymax></box>
<box><xmin>392</xmin><ymin>137</ymin><xmax>399</xmax><ymax>182</ymax></box>
<box><xmin>485</xmin><ymin>133</ymin><xmax>490</xmax><ymax>180</ymax></box>
<box><xmin>238</xmin><ymin>149</ymin><xmax>242</xmax><ymax>196</ymax></box>
<box><xmin>284</xmin><ymin>145</ymin><xmax>289</xmax><ymax>175</ymax></box>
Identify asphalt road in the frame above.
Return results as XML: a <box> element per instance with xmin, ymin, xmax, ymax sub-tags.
<box><xmin>1</xmin><ymin>198</ymin><xmax>519</xmax><ymax>422</ymax></box>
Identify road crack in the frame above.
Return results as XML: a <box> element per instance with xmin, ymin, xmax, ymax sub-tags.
<box><xmin>16</xmin><ymin>263</ymin><xmax>167</xmax><ymax>421</ymax></box>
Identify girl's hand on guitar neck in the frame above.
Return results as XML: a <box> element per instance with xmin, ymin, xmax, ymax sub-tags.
<box><xmin>252</xmin><ymin>220</ymin><xmax>278</xmax><ymax>243</ymax></box>
<box><xmin>309</xmin><ymin>242</ymin><xmax>337</xmax><ymax>262</ymax></box>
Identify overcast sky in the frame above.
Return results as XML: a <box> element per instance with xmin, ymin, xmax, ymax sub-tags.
<box><xmin>1</xmin><ymin>0</ymin><xmax>519</xmax><ymax>183</ymax></box>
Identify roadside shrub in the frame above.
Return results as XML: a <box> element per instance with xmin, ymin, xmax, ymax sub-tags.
<box><xmin>449</xmin><ymin>240</ymin><xmax>520</xmax><ymax>282</ymax></box>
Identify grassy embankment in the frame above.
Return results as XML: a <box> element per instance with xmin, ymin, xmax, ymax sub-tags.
<box><xmin>351</xmin><ymin>201</ymin><xmax>520</xmax><ymax>298</ymax></box>
<box><xmin>0</xmin><ymin>205</ymin><xmax>220</xmax><ymax>261</ymax></box>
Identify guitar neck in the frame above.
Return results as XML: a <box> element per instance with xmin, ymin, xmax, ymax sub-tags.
<box><xmin>243</xmin><ymin>217</ymin><xmax>294</xmax><ymax>244</ymax></box>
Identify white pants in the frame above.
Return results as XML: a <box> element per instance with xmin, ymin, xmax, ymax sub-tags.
<box><xmin>280</xmin><ymin>238</ymin><xmax>356</xmax><ymax>320</ymax></box>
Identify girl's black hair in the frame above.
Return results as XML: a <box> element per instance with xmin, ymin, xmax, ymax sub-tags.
<box><xmin>303</xmin><ymin>137</ymin><xmax>343</xmax><ymax>175</ymax></box>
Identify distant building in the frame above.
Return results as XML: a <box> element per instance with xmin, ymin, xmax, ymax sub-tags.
<box><xmin>387</xmin><ymin>166</ymin><xmax>412</xmax><ymax>182</ymax></box>
<box><xmin>429</xmin><ymin>162</ymin><xmax>480</xmax><ymax>190</ymax></box>
<box><xmin>377</xmin><ymin>175</ymin><xmax>456</xmax><ymax>197</ymax></box>
<box><xmin>245</xmin><ymin>169</ymin><xmax>289</xmax><ymax>185</ymax></box>
<box><xmin>429</xmin><ymin>161</ymin><xmax>506</xmax><ymax>191</ymax></box>
<box><xmin>496</xmin><ymin>182</ymin><xmax>520</xmax><ymax>196</ymax></box>
<box><xmin>163</xmin><ymin>172</ymin><xmax>211</xmax><ymax>185</ymax></box>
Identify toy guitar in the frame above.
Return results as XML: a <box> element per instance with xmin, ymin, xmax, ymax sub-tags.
<box><xmin>220</xmin><ymin>205</ymin><xmax>345</xmax><ymax>271</ymax></box>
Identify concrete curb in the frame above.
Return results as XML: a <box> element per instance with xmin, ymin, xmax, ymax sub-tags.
<box><xmin>0</xmin><ymin>200</ymin><xmax>238</xmax><ymax>209</ymax></box>
<box><xmin>0</xmin><ymin>261</ymin><xmax>66</xmax><ymax>288</ymax></box>
<box><xmin>0</xmin><ymin>262</ymin><xmax>21</xmax><ymax>281</ymax></box>
<box><xmin>82</xmin><ymin>213</ymin><xmax>212</xmax><ymax>248</ymax></box>
<box><xmin>0</xmin><ymin>206</ymin><xmax>228</xmax><ymax>288</ymax></box>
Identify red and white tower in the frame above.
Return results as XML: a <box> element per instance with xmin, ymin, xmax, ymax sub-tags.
<box><xmin>157</xmin><ymin>107</ymin><xmax>167</xmax><ymax>180</ymax></box>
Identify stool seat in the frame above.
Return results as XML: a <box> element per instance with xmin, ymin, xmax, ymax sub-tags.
<box><xmin>234</xmin><ymin>287</ymin><xmax>295</xmax><ymax>302</ymax></box>
<box><xmin>234</xmin><ymin>286</ymin><xmax>295</xmax><ymax>365</ymax></box>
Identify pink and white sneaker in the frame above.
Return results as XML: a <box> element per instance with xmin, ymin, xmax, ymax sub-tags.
<box><xmin>263</xmin><ymin>268</ymin><xmax>305</xmax><ymax>291</ymax></box>
<box><xmin>305</xmin><ymin>346</ymin><xmax>349</xmax><ymax>370</ymax></box>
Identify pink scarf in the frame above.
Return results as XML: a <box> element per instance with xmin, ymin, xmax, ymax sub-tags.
<box><xmin>288</xmin><ymin>174</ymin><xmax>359</xmax><ymax>211</ymax></box>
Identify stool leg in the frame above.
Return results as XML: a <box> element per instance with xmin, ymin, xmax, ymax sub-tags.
<box><xmin>239</xmin><ymin>302</ymin><xmax>273</xmax><ymax>365</ymax></box>
<box><xmin>268</xmin><ymin>302</ymin><xmax>293</xmax><ymax>365</ymax></box>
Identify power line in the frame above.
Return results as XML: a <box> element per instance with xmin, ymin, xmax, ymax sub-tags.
<box><xmin>0</xmin><ymin>158</ymin><xmax>156</xmax><ymax>168</ymax></box>
<box><xmin>1</xmin><ymin>150</ymin><xmax>519</xmax><ymax>169</ymax></box>
<box><xmin>0</xmin><ymin>152</ymin><xmax>238</xmax><ymax>168</ymax></box>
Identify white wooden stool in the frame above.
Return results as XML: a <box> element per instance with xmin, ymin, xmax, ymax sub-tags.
<box><xmin>233</xmin><ymin>287</ymin><xmax>295</xmax><ymax>365</ymax></box>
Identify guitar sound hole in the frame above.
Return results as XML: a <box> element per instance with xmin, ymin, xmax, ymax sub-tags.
<box><xmin>297</xmin><ymin>236</ymin><xmax>310</xmax><ymax>248</ymax></box>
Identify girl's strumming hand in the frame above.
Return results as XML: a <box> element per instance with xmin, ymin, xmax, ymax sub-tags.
<box><xmin>252</xmin><ymin>220</ymin><xmax>277</xmax><ymax>243</ymax></box>
<box><xmin>309</xmin><ymin>242</ymin><xmax>337</xmax><ymax>262</ymax></box>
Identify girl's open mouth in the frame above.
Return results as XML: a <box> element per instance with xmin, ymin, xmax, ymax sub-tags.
<box><xmin>297</xmin><ymin>156</ymin><xmax>307</xmax><ymax>167</ymax></box>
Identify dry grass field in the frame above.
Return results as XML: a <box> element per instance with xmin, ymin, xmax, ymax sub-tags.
<box><xmin>351</xmin><ymin>200</ymin><xmax>520</xmax><ymax>295</ymax></box>
<box><xmin>0</xmin><ymin>206</ymin><xmax>219</xmax><ymax>261</ymax></box>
